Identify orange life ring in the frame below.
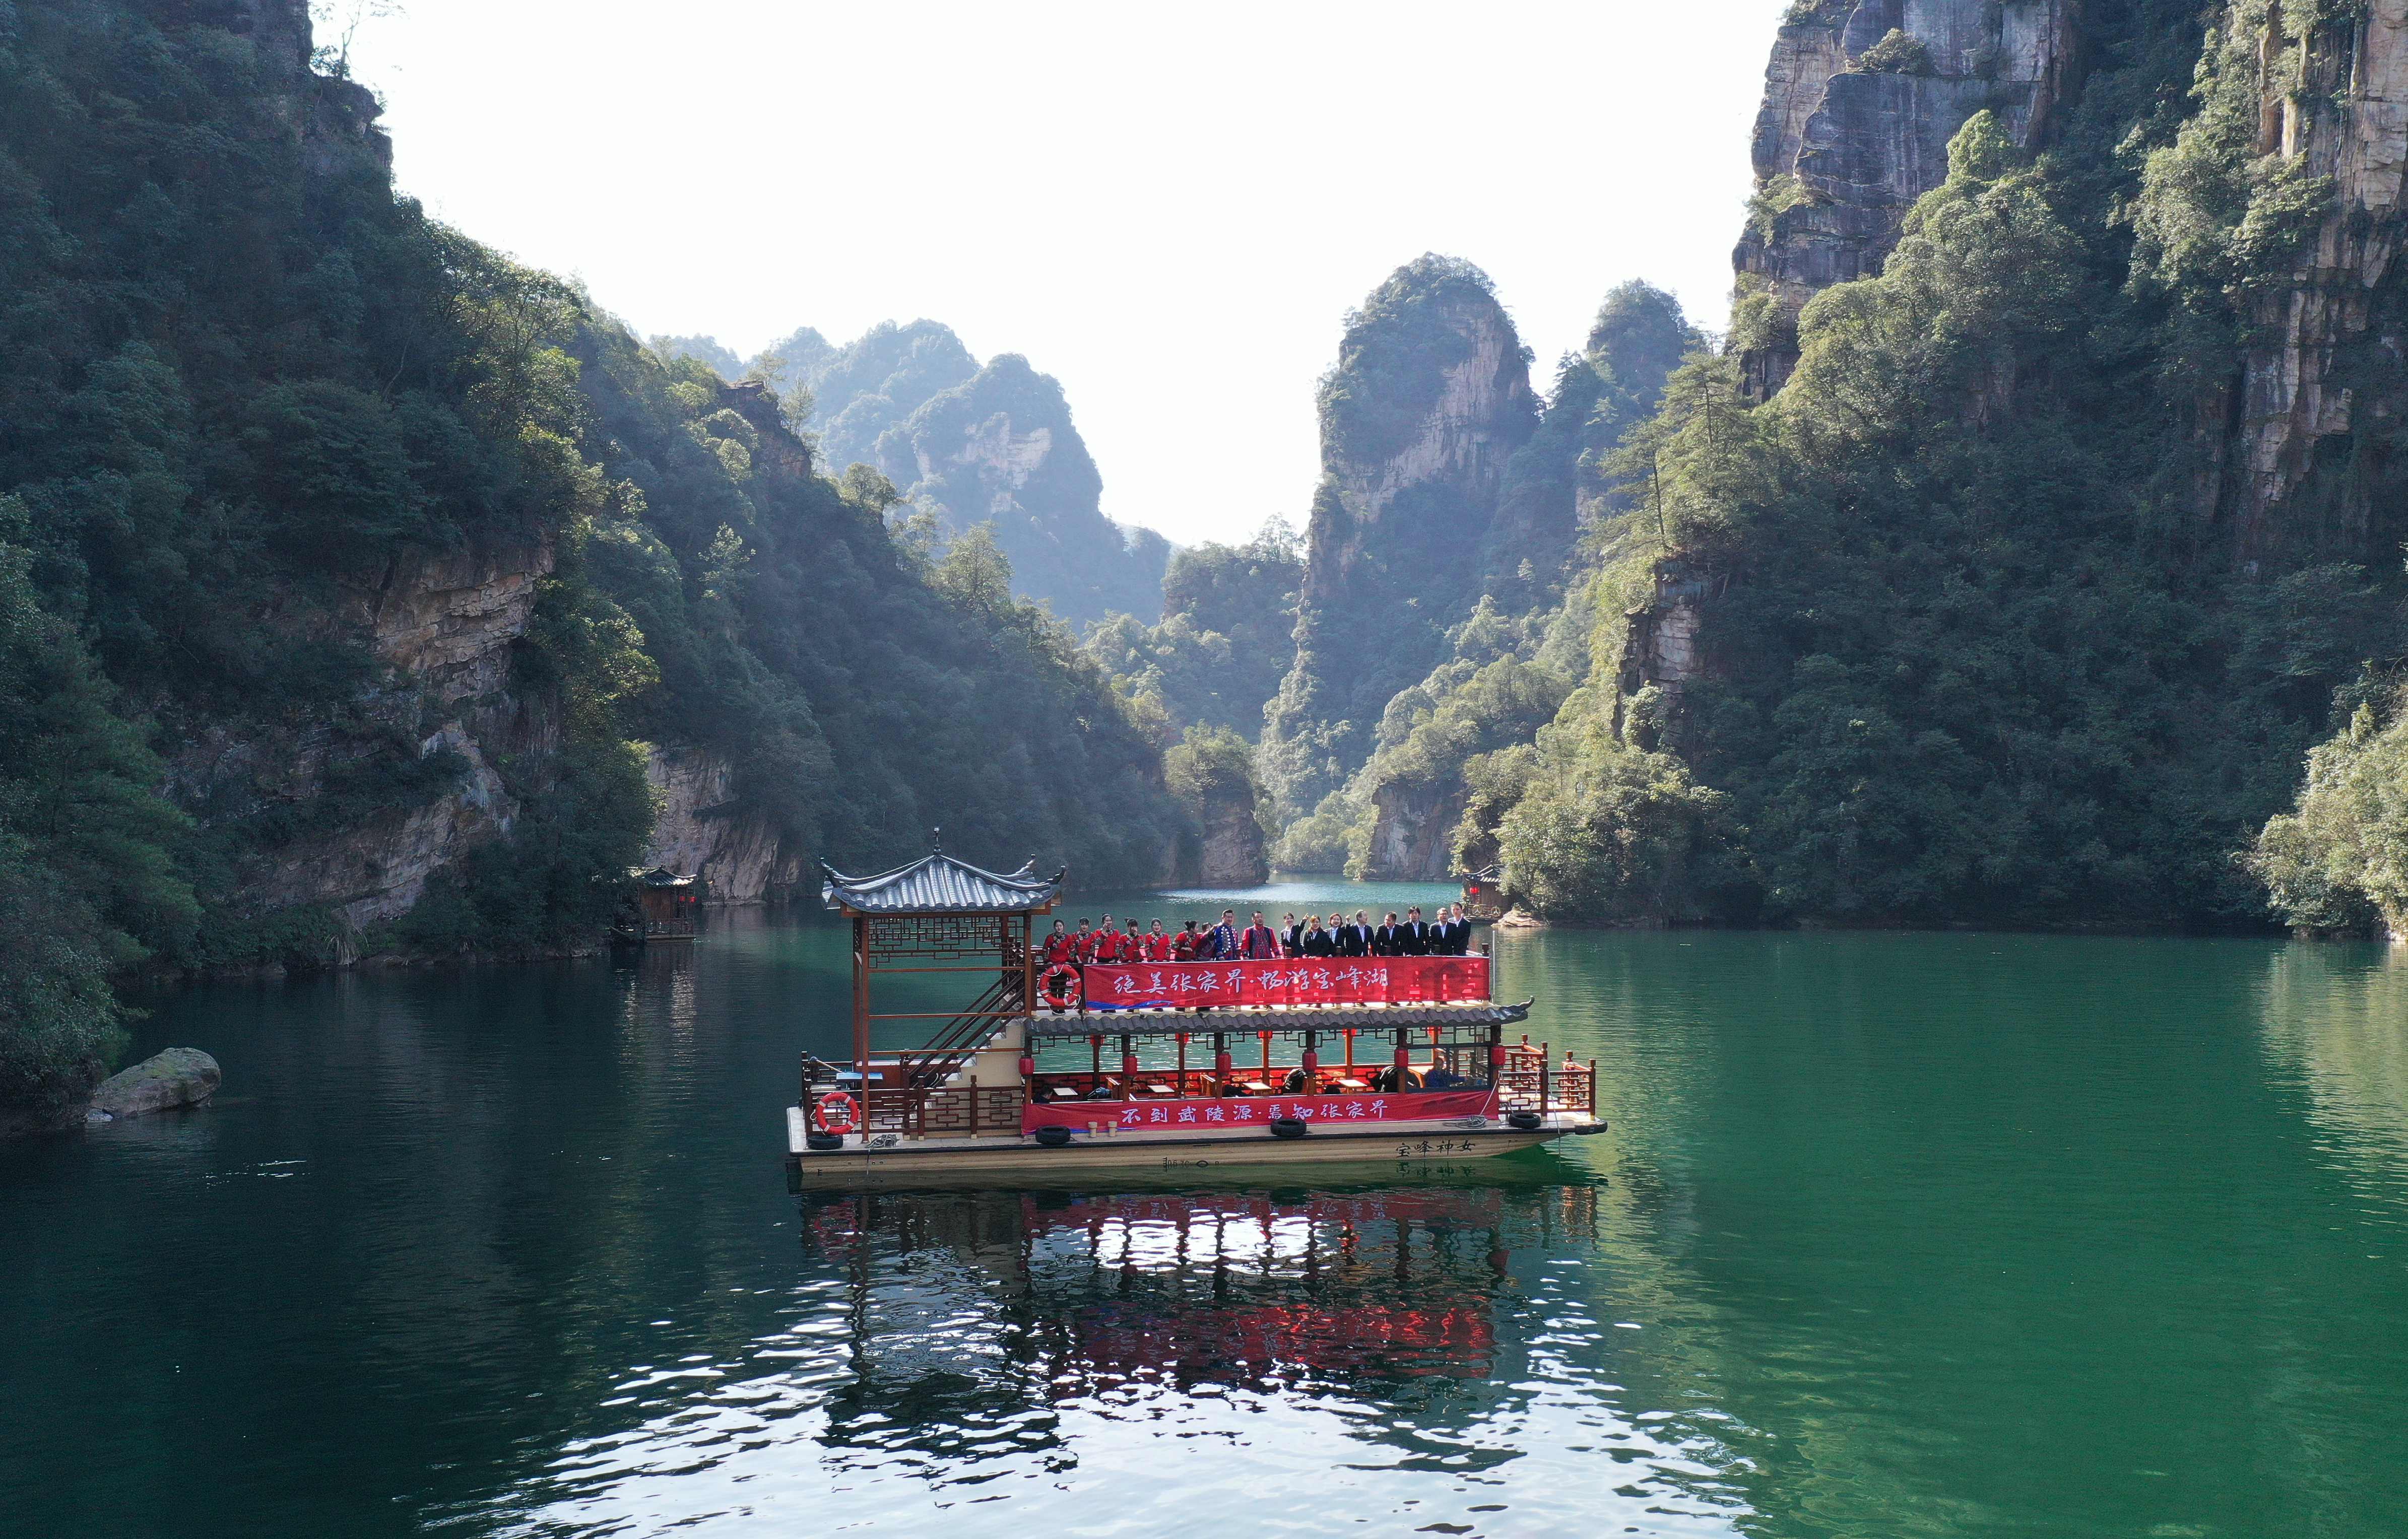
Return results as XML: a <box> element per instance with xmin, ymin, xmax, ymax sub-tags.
<box><xmin>1038</xmin><ymin>963</ymin><xmax>1082</xmax><ymax>1013</ymax></box>
<box><xmin>813</xmin><ymin>1091</ymin><xmax>860</xmax><ymax>1135</ymax></box>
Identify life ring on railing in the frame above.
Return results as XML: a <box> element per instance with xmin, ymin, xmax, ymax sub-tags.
<box><xmin>813</xmin><ymin>1091</ymin><xmax>860</xmax><ymax>1135</ymax></box>
<box><xmin>1038</xmin><ymin>963</ymin><xmax>1082</xmax><ymax>1013</ymax></box>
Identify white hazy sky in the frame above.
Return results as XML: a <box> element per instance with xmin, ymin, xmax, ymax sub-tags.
<box><xmin>346</xmin><ymin>0</ymin><xmax>1787</xmax><ymax>548</ymax></box>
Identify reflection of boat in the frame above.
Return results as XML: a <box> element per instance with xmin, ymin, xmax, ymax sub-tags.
<box><xmin>784</xmin><ymin>840</ymin><xmax>1605</xmax><ymax>1186</ymax></box>
<box><xmin>803</xmin><ymin>1183</ymin><xmax>1601</xmax><ymax>1388</ymax></box>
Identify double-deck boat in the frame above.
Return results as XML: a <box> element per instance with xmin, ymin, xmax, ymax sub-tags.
<box><xmin>783</xmin><ymin>844</ymin><xmax>1605</xmax><ymax>1187</ymax></box>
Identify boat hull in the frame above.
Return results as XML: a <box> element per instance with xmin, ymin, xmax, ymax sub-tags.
<box><xmin>784</xmin><ymin>1108</ymin><xmax>1603</xmax><ymax>1187</ymax></box>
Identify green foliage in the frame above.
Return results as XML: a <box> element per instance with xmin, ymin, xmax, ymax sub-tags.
<box><xmin>1496</xmin><ymin>689</ymin><xmax>1747</xmax><ymax>923</ymax></box>
<box><xmin>2248</xmin><ymin>674</ymin><xmax>2408</xmax><ymax>934</ymax></box>
<box><xmin>1496</xmin><ymin>83</ymin><xmax>2402</xmax><ymax>929</ymax></box>
<box><xmin>0</xmin><ymin>500</ymin><xmax>186</xmax><ymax>1102</ymax></box>
<box><xmin>1856</xmin><ymin>28</ymin><xmax>1933</xmax><ymax>75</ymax></box>
<box><xmin>0</xmin><ymin>0</ymin><xmax>1191</xmax><ymax>1109</ymax></box>
<box><xmin>1083</xmin><ymin>521</ymin><xmax>1303</xmax><ymax>739</ymax></box>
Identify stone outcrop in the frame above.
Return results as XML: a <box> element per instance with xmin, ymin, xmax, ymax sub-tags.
<box><xmin>642</xmin><ymin>747</ymin><xmax>803</xmax><ymax>904</ymax></box>
<box><xmin>1362</xmin><ymin>780</ymin><xmax>1465</xmax><ymax>883</ymax></box>
<box><xmin>1735</xmin><ymin>0</ymin><xmax>2081</xmax><ymax>393</ymax></box>
<box><xmin>1262</xmin><ymin>256</ymin><xmax>1539</xmax><ymax>819</ymax></box>
<box><xmin>174</xmin><ymin>540</ymin><xmax>557</xmax><ymax>944</ymax></box>
<box><xmin>88</xmin><ymin>1049</ymin><xmax>222</xmax><ymax>1119</ymax></box>
<box><xmin>1174</xmin><ymin>799</ymin><xmax>1270</xmax><ymax>887</ymax></box>
<box><xmin>2226</xmin><ymin>0</ymin><xmax>2408</xmax><ymax>558</ymax></box>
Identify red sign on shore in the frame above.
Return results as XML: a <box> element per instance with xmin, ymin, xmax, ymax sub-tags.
<box><xmin>1022</xmin><ymin>1090</ymin><xmax>1497</xmax><ymax>1135</ymax></box>
<box><xmin>1077</xmin><ymin>956</ymin><xmax>1488</xmax><ymax>1010</ymax></box>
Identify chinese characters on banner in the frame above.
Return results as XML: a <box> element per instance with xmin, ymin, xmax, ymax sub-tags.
<box><xmin>1077</xmin><ymin>955</ymin><xmax>1488</xmax><ymax>1010</ymax></box>
<box><xmin>1021</xmin><ymin>1090</ymin><xmax>1497</xmax><ymax>1134</ymax></box>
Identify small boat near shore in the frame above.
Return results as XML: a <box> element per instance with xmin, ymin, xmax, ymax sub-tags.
<box><xmin>784</xmin><ymin>842</ymin><xmax>1604</xmax><ymax>1188</ymax></box>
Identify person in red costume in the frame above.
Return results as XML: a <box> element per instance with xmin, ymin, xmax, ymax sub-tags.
<box><xmin>1170</xmin><ymin>921</ymin><xmax>1202</xmax><ymax>961</ymax></box>
<box><xmin>1042</xmin><ymin>920</ymin><xmax>1076</xmax><ymax>966</ymax></box>
<box><xmin>1240</xmin><ymin>910</ymin><xmax>1280</xmax><ymax>959</ymax></box>
<box><xmin>1121</xmin><ymin>917</ymin><xmax>1145</xmax><ymax>959</ymax></box>
<box><xmin>1072</xmin><ymin>918</ymin><xmax>1098</xmax><ymax>963</ymax></box>
<box><xmin>1145</xmin><ymin>920</ymin><xmax>1173</xmax><ymax>961</ymax></box>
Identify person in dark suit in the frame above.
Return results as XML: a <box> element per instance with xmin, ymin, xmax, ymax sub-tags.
<box><xmin>1429</xmin><ymin>904</ymin><xmax>1456</xmax><ymax>955</ymax></box>
<box><xmin>1373</xmin><ymin>912</ymin><xmax>1402</xmax><ymax>956</ymax></box>
<box><xmin>1281</xmin><ymin>912</ymin><xmax>1305</xmax><ymax>957</ymax></box>
<box><xmin>1338</xmin><ymin>911</ymin><xmax>1370</xmax><ymax>957</ymax></box>
<box><xmin>1302</xmin><ymin>916</ymin><xmax>1335</xmax><ymax>957</ymax></box>
<box><xmin>1401</xmin><ymin>907</ymin><xmax>1430</xmax><ymax>956</ymax></box>
<box><xmin>1450</xmin><ymin>907</ymin><xmax>1476</xmax><ymax>955</ymax></box>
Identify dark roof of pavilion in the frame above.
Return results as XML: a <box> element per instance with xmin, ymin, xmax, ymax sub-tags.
<box><xmin>1025</xmin><ymin>999</ymin><xmax>1533</xmax><ymax>1039</ymax></box>
<box><xmin>820</xmin><ymin>844</ymin><xmax>1064</xmax><ymax>914</ymax></box>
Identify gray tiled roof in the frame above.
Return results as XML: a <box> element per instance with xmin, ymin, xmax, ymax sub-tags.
<box><xmin>1026</xmin><ymin>999</ymin><xmax>1533</xmax><ymax>1039</ymax></box>
<box><xmin>820</xmin><ymin>850</ymin><xmax>1065</xmax><ymax>914</ymax></box>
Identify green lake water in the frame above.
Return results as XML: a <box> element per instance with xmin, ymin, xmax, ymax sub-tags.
<box><xmin>5</xmin><ymin>881</ymin><xmax>2405</xmax><ymax>1538</ymax></box>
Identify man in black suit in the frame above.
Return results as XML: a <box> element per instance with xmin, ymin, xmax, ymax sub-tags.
<box><xmin>1401</xmin><ymin>906</ymin><xmax>1430</xmax><ymax>956</ymax></box>
<box><xmin>1281</xmin><ymin>912</ymin><xmax>1305</xmax><ymax>958</ymax></box>
<box><xmin>1373</xmin><ymin>912</ymin><xmax>1401</xmax><ymax>956</ymax></box>
<box><xmin>1339</xmin><ymin>910</ymin><xmax>1370</xmax><ymax>956</ymax></box>
<box><xmin>1446</xmin><ymin>905</ymin><xmax>1474</xmax><ymax>955</ymax></box>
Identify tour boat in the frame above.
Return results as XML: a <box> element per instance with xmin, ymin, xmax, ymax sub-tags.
<box><xmin>783</xmin><ymin>844</ymin><xmax>1604</xmax><ymax>1187</ymax></box>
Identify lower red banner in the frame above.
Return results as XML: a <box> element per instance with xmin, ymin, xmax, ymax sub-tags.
<box><xmin>1076</xmin><ymin>955</ymin><xmax>1488</xmax><ymax>1010</ymax></box>
<box><xmin>1022</xmin><ymin>1089</ymin><xmax>1496</xmax><ymax>1134</ymax></box>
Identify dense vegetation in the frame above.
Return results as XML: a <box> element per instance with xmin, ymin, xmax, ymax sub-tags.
<box><xmin>1082</xmin><ymin>522</ymin><xmax>1304</xmax><ymax>741</ymax></box>
<box><xmin>0</xmin><ymin>0</ymin><xmax>1180</xmax><ymax>1111</ymax></box>
<box><xmin>1493</xmin><ymin>60</ymin><xmax>2405</xmax><ymax>927</ymax></box>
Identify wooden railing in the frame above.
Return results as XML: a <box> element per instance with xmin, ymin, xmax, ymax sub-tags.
<box><xmin>1496</xmin><ymin>1037</ymin><xmax>1595</xmax><ymax>1117</ymax></box>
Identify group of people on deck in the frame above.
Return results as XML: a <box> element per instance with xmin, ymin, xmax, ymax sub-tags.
<box><xmin>1040</xmin><ymin>904</ymin><xmax>1476</xmax><ymax>969</ymax></box>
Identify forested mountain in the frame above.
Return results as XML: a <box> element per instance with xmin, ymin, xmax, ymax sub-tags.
<box><xmin>1253</xmin><ymin>278</ymin><xmax>1696</xmax><ymax>876</ymax></box>
<box><xmin>690</xmin><ymin>320</ymin><xmax>1170</xmax><ymax>628</ymax></box>
<box><xmin>1388</xmin><ymin>0</ymin><xmax>2408</xmax><ymax>930</ymax></box>
<box><xmin>1257</xmin><ymin>257</ymin><xmax>1541</xmax><ymax>837</ymax></box>
<box><xmin>0</xmin><ymin>0</ymin><xmax>1180</xmax><ymax>1115</ymax></box>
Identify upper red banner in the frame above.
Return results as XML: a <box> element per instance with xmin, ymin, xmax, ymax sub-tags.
<box><xmin>1075</xmin><ymin>955</ymin><xmax>1488</xmax><ymax>1010</ymax></box>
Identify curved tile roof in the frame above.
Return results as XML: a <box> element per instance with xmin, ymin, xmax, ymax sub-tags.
<box><xmin>820</xmin><ymin>848</ymin><xmax>1065</xmax><ymax>914</ymax></box>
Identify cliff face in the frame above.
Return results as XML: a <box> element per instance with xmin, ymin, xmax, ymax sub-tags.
<box><xmin>1736</xmin><ymin>0</ymin><xmax>2081</xmax><ymax>393</ymax></box>
<box><xmin>1261</xmin><ymin>256</ymin><xmax>1538</xmax><ymax>821</ymax></box>
<box><xmin>171</xmin><ymin>541</ymin><xmax>556</xmax><ymax>947</ymax></box>
<box><xmin>642</xmin><ymin>748</ymin><xmax>802</xmax><ymax>904</ymax></box>
<box><xmin>2226</xmin><ymin>0</ymin><xmax>2408</xmax><ymax>559</ymax></box>
<box><xmin>1173</xmin><ymin>798</ymin><xmax>1270</xmax><ymax>887</ymax></box>
<box><xmin>1363</xmin><ymin>780</ymin><xmax>1464</xmax><ymax>882</ymax></box>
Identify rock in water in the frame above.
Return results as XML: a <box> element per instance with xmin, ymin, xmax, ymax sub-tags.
<box><xmin>88</xmin><ymin>1049</ymin><xmax>223</xmax><ymax>1119</ymax></box>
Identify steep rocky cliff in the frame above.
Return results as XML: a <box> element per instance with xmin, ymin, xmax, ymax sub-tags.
<box><xmin>1260</xmin><ymin>256</ymin><xmax>1538</xmax><ymax>825</ymax></box>
<box><xmin>2220</xmin><ymin>0</ymin><xmax>2408</xmax><ymax>558</ymax></box>
<box><xmin>1735</xmin><ymin>0</ymin><xmax>2081</xmax><ymax>394</ymax></box>
<box><xmin>642</xmin><ymin>747</ymin><xmax>801</xmax><ymax>904</ymax></box>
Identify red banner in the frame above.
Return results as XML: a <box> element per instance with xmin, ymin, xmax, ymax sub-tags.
<box><xmin>1022</xmin><ymin>1090</ymin><xmax>1496</xmax><ymax>1134</ymax></box>
<box><xmin>1077</xmin><ymin>956</ymin><xmax>1488</xmax><ymax>1010</ymax></box>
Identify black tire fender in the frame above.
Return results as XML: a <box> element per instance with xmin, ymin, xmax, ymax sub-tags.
<box><xmin>1033</xmin><ymin>1124</ymin><xmax>1074</xmax><ymax>1148</ymax></box>
<box><xmin>1269</xmin><ymin>1118</ymin><xmax>1309</xmax><ymax>1139</ymax></box>
<box><xmin>805</xmin><ymin>1130</ymin><xmax>845</xmax><ymax>1152</ymax></box>
<box><xmin>1507</xmin><ymin>1110</ymin><xmax>1544</xmax><ymax>1131</ymax></box>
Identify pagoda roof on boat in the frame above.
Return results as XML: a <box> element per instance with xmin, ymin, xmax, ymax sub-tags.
<box><xmin>1025</xmin><ymin>999</ymin><xmax>1533</xmax><ymax>1039</ymax></box>
<box><xmin>820</xmin><ymin>838</ymin><xmax>1064</xmax><ymax>915</ymax></box>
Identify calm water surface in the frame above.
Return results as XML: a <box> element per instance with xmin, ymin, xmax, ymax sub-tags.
<box><xmin>5</xmin><ymin>883</ymin><xmax>2405</xmax><ymax>1538</ymax></box>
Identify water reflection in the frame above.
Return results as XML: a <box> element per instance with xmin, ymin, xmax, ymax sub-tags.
<box><xmin>2258</xmin><ymin>942</ymin><xmax>2408</xmax><ymax>1202</ymax></box>
<box><xmin>479</xmin><ymin>1178</ymin><xmax>1756</xmax><ymax>1538</ymax></box>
